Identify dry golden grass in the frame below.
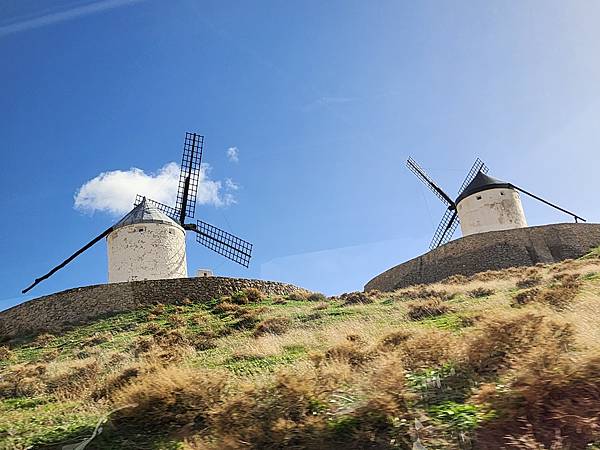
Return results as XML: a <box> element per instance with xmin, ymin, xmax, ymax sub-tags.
<box><xmin>3</xmin><ymin>254</ymin><xmax>600</xmax><ymax>449</ymax></box>
<box><xmin>406</xmin><ymin>298</ymin><xmax>452</xmax><ymax>320</ymax></box>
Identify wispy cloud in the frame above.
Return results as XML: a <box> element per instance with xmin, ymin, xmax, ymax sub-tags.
<box><xmin>225</xmin><ymin>178</ymin><xmax>239</xmax><ymax>191</ymax></box>
<box><xmin>0</xmin><ymin>0</ymin><xmax>145</xmax><ymax>38</ymax></box>
<box><xmin>74</xmin><ymin>162</ymin><xmax>236</xmax><ymax>216</ymax></box>
<box><xmin>226</xmin><ymin>146</ymin><xmax>239</xmax><ymax>163</ymax></box>
<box><xmin>302</xmin><ymin>96</ymin><xmax>358</xmax><ymax>111</ymax></box>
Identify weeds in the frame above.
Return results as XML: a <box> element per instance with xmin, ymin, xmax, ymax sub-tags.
<box><xmin>407</xmin><ymin>299</ymin><xmax>452</xmax><ymax>320</ymax></box>
<box><xmin>253</xmin><ymin>317</ymin><xmax>291</xmax><ymax>337</ymax></box>
<box><xmin>468</xmin><ymin>287</ymin><xmax>495</xmax><ymax>298</ymax></box>
<box><xmin>2</xmin><ymin>248</ymin><xmax>600</xmax><ymax>449</ymax></box>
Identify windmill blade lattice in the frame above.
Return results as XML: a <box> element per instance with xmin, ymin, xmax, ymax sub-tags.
<box><xmin>406</xmin><ymin>157</ymin><xmax>454</xmax><ymax>207</ymax></box>
<box><xmin>134</xmin><ymin>195</ymin><xmax>179</xmax><ymax>221</ymax></box>
<box><xmin>175</xmin><ymin>132</ymin><xmax>204</xmax><ymax>221</ymax></box>
<box><xmin>457</xmin><ymin>158</ymin><xmax>488</xmax><ymax>195</ymax></box>
<box><xmin>430</xmin><ymin>209</ymin><xmax>460</xmax><ymax>249</ymax></box>
<box><xmin>194</xmin><ymin>220</ymin><xmax>253</xmax><ymax>267</ymax></box>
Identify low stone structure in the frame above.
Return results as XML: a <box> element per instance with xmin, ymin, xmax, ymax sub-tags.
<box><xmin>0</xmin><ymin>277</ymin><xmax>308</xmax><ymax>338</ymax></box>
<box><xmin>365</xmin><ymin>223</ymin><xmax>600</xmax><ymax>292</ymax></box>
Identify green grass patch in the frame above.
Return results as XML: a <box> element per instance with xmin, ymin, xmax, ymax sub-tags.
<box><xmin>0</xmin><ymin>399</ymin><xmax>100</xmax><ymax>449</ymax></box>
<box><xmin>428</xmin><ymin>401</ymin><xmax>495</xmax><ymax>431</ymax></box>
<box><xmin>418</xmin><ymin>313</ymin><xmax>470</xmax><ymax>331</ymax></box>
<box><xmin>224</xmin><ymin>346</ymin><xmax>306</xmax><ymax>375</ymax></box>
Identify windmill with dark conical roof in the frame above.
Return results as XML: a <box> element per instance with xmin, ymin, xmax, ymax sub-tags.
<box><xmin>23</xmin><ymin>132</ymin><xmax>253</xmax><ymax>293</ymax></box>
<box><xmin>407</xmin><ymin>157</ymin><xmax>585</xmax><ymax>249</ymax></box>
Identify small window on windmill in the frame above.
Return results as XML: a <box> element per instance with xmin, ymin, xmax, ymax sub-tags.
<box><xmin>476</xmin><ymin>195</ymin><xmax>482</xmax><ymax>200</ymax></box>
<box><xmin>138</xmin><ymin>227</ymin><xmax>145</xmax><ymax>232</ymax></box>
<box><xmin>500</xmin><ymin>192</ymin><xmax>504</xmax><ymax>196</ymax></box>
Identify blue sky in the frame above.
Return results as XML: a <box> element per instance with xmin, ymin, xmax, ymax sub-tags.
<box><xmin>2</xmin><ymin>0</ymin><xmax>600</xmax><ymax>309</ymax></box>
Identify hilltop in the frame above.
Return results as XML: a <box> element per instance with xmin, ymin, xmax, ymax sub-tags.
<box><xmin>1</xmin><ymin>250</ymin><xmax>600</xmax><ymax>449</ymax></box>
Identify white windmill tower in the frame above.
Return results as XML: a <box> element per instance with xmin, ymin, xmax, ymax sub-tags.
<box><xmin>406</xmin><ymin>157</ymin><xmax>585</xmax><ymax>249</ymax></box>
<box><xmin>106</xmin><ymin>198</ymin><xmax>188</xmax><ymax>283</ymax></box>
<box><xmin>23</xmin><ymin>132</ymin><xmax>253</xmax><ymax>293</ymax></box>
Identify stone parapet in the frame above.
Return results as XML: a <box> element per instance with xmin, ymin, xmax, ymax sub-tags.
<box><xmin>365</xmin><ymin>223</ymin><xmax>600</xmax><ymax>292</ymax></box>
<box><xmin>0</xmin><ymin>277</ymin><xmax>308</xmax><ymax>338</ymax></box>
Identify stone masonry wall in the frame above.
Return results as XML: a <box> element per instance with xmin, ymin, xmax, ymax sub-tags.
<box><xmin>365</xmin><ymin>223</ymin><xmax>600</xmax><ymax>292</ymax></box>
<box><xmin>0</xmin><ymin>277</ymin><xmax>308</xmax><ymax>338</ymax></box>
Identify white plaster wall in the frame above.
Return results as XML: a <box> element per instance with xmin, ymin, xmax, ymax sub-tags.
<box><xmin>457</xmin><ymin>187</ymin><xmax>527</xmax><ymax>236</ymax></box>
<box><xmin>107</xmin><ymin>222</ymin><xmax>187</xmax><ymax>283</ymax></box>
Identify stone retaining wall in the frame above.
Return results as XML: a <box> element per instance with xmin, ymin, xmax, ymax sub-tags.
<box><xmin>0</xmin><ymin>277</ymin><xmax>308</xmax><ymax>338</ymax></box>
<box><xmin>365</xmin><ymin>223</ymin><xmax>600</xmax><ymax>292</ymax></box>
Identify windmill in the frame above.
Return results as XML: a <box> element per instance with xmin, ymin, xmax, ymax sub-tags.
<box><xmin>407</xmin><ymin>157</ymin><xmax>586</xmax><ymax>250</ymax></box>
<box><xmin>23</xmin><ymin>132</ymin><xmax>252</xmax><ymax>294</ymax></box>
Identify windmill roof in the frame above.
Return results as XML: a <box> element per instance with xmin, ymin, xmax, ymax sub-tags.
<box><xmin>456</xmin><ymin>172</ymin><xmax>513</xmax><ymax>204</ymax></box>
<box><xmin>113</xmin><ymin>198</ymin><xmax>183</xmax><ymax>231</ymax></box>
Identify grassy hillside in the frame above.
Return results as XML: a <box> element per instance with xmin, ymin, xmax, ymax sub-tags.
<box><xmin>2</xmin><ymin>250</ymin><xmax>600</xmax><ymax>449</ymax></box>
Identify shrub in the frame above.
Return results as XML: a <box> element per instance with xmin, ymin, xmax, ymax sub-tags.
<box><xmin>339</xmin><ymin>292</ymin><xmax>372</xmax><ymax>305</ymax></box>
<box><xmin>94</xmin><ymin>359</ymin><xmax>163</xmax><ymax>400</ymax></box>
<box><xmin>513</xmin><ymin>276</ymin><xmax>580</xmax><ymax>310</ymax></box>
<box><xmin>213</xmin><ymin>301</ymin><xmax>242</xmax><ymax>314</ymax></box>
<box><xmin>307</xmin><ymin>292</ymin><xmax>327</xmax><ymax>302</ymax></box>
<box><xmin>397</xmin><ymin>329</ymin><xmax>457</xmax><ymax>371</ymax></box>
<box><xmin>272</xmin><ymin>296</ymin><xmax>287</xmax><ymax>305</ymax></box>
<box><xmin>468</xmin><ymin>287</ymin><xmax>495</xmax><ymax>298</ymax></box>
<box><xmin>400</xmin><ymin>287</ymin><xmax>452</xmax><ymax>301</ymax></box>
<box><xmin>168</xmin><ymin>314</ymin><xmax>187</xmax><ymax>328</ymax></box>
<box><xmin>512</xmin><ymin>288</ymin><xmax>540</xmax><ymax>306</ymax></box>
<box><xmin>443</xmin><ymin>274</ymin><xmax>469</xmax><ymax>284</ymax></box>
<box><xmin>150</xmin><ymin>304</ymin><xmax>165</xmax><ymax>315</ymax></box>
<box><xmin>321</xmin><ymin>342</ymin><xmax>372</xmax><ymax>367</ymax></box>
<box><xmin>33</xmin><ymin>333</ymin><xmax>55</xmax><ymax>346</ymax></box>
<box><xmin>111</xmin><ymin>366</ymin><xmax>227</xmax><ymax>431</ymax></box>
<box><xmin>0</xmin><ymin>363</ymin><xmax>47</xmax><ymax>398</ymax></box>
<box><xmin>243</xmin><ymin>287</ymin><xmax>264</xmax><ymax>303</ymax></box>
<box><xmin>473</xmin><ymin>350</ymin><xmax>600</xmax><ymax>449</ymax></box>
<box><xmin>312</xmin><ymin>302</ymin><xmax>328</xmax><ymax>310</ymax></box>
<box><xmin>463</xmin><ymin>312</ymin><xmax>574</xmax><ymax>378</ymax></box>
<box><xmin>209</xmin><ymin>371</ymin><xmax>328</xmax><ymax>448</ymax></box>
<box><xmin>407</xmin><ymin>299</ymin><xmax>451</xmax><ymax>320</ymax></box>
<box><xmin>516</xmin><ymin>273</ymin><xmax>543</xmax><ymax>289</ymax></box>
<box><xmin>538</xmin><ymin>284</ymin><xmax>579</xmax><ymax>310</ymax></box>
<box><xmin>83</xmin><ymin>331</ymin><xmax>113</xmax><ymax>346</ymax></box>
<box><xmin>253</xmin><ymin>317</ymin><xmax>291</xmax><ymax>337</ymax></box>
<box><xmin>378</xmin><ymin>330</ymin><xmax>412</xmax><ymax>351</ymax></box>
<box><xmin>230</xmin><ymin>310</ymin><xmax>261</xmax><ymax>330</ymax></box>
<box><xmin>286</xmin><ymin>291</ymin><xmax>309</xmax><ymax>302</ymax></box>
<box><xmin>0</xmin><ymin>346</ymin><xmax>13</xmax><ymax>361</ymax></box>
<box><xmin>44</xmin><ymin>358</ymin><xmax>102</xmax><ymax>397</ymax></box>
<box><xmin>231</xmin><ymin>291</ymin><xmax>248</xmax><ymax>305</ymax></box>
<box><xmin>153</xmin><ymin>328</ymin><xmax>189</xmax><ymax>347</ymax></box>
<box><xmin>132</xmin><ymin>336</ymin><xmax>155</xmax><ymax>356</ymax></box>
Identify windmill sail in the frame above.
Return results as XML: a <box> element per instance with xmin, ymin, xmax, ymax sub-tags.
<box><xmin>134</xmin><ymin>195</ymin><xmax>179</xmax><ymax>222</ymax></box>
<box><xmin>22</xmin><ymin>226</ymin><xmax>114</xmax><ymax>293</ymax></box>
<box><xmin>406</xmin><ymin>157</ymin><xmax>455</xmax><ymax>207</ymax></box>
<box><xmin>175</xmin><ymin>132</ymin><xmax>204</xmax><ymax>223</ymax></box>
<box><xmin>192</xmin><ymin>220</ymin><xmax>253</xmax><ymax>267</ymax></box>
<box><xmin>457</xmin><ymin>158</ymin><xmax>488</xmax><ymax>195</ymax></box>
<box><xmin>430</xmin><ymin>209</ymin><xmax>459</xmax><ymax>249</ymax></box>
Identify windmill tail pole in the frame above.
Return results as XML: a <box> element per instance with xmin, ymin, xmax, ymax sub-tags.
<box><xmin>511</xmin><ymin>184</ymin><xmax>586</xmax><ymax>223</ymax></box>
<box><xmin>22</xmin><ymin>226</ymin><xmax>114</xmax><ymax>294</ymax></box>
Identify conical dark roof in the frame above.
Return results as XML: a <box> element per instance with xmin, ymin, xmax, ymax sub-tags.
<box><xmin>456</xmin><ymin>172</ymin><xmax>513</xmax><ymax>204</ymax></box>
<box><xmin>113</xmin><ymin>198</ymin><xmax>182</xmax><ymax>231</ymax></box>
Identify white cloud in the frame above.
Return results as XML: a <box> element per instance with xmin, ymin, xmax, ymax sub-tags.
<box><xmin>226</xmin><ymin>146</ymin><xmax>239</xmax><ymax>163</ymax></box>
<box><xmin>74</xmin><ymin>162</ymin><xmax>235</xmax><ymax>216</ymax></box>
<box><xmin>0</xmin><ymin>0</ymin><xmax>145</xmax><ymax>38</ymax></box>
<box><xmin>225</xmin><ymin>178</ymin><xmax>239</xmax><ymax>191</ymax></box>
